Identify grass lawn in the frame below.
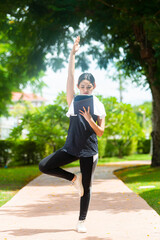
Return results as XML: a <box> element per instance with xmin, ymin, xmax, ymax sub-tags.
<box><xmin>0</xmin><ymin>165</ymin><xmax>41</xmax><ymax>207</ymax></box>
<box><xmin>66</xmin><ymin>153</ymin><xmax>151</xmax><ymax>167</ymax></box>
<box><xmin>114</xmin><ymin>165</ymin><xmax>160</xmax><ymax>215</ymax></box>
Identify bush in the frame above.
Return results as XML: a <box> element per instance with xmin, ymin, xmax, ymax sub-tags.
<box><xmin>103</xmin><ymin>138</ymin><xmax>137</xmax><ymax>158</ymax></box>
<box><xmin>0</xmin><ymin>140</ymin><xmax>46</xmax><ymax>167</ymax></box>
<box><xmin>0</xmin><ymin>139</ymin><xmax>66</xmax><ymax>167</ymax></box>
<box><xmin>0</xmin><ymin>140</ymin><xmax>12</xmax><ymax>167</ymax></box>
<box><xmin>98</xmin><ymin>138</ymin><xmax>107</xmax><ymax>158</ymax></box>
<box><xmin>10</xmin><ymin>140</ymin><xmax>45</xmax><ymax>166</ymax></box>
<box><xmin>137</xmin><ymin>139</ymin><xmax>151</xmax><ymax>154</ymax></box>
<box><xmin>0</xmin><ymin>138</ymin><xmax>150</xmax><ymax>167</ymax></box>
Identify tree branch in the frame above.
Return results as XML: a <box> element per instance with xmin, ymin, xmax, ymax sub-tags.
<box><xmin>96</xmin><ymin>0</ymin><xmax>128</xmax><ymax>12</ymax></box>
<box><xmin>154</xmin><ymin>9</ymin><xmax>160</xmax><ymax>16</ymax></box>
<box><xmin>153</xmin><ymin>19</ymin><xmax>160</xmax><ymax>29</ymax></box>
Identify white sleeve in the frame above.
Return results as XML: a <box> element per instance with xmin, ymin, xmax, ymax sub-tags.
<box><xmin>93</xmin><ymin>96</ymin><xmax>106</xmax><ymax>119</ymax></box>
<box><xmin>66</xmin><ymin>99</ymin><xmax>77</xmax><ymax>117</ymax></box>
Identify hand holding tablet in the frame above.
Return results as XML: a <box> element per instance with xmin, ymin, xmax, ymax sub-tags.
<box><xmin>74</xmin><ymin>95</ymin><xmax>94</xmax><ymax>116</ymax></box>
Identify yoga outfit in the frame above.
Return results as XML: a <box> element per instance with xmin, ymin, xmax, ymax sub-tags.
<box><xmin>39</xmin><ymin>95</ymin><xmax>106</xmax><ymax>220</ymax></box>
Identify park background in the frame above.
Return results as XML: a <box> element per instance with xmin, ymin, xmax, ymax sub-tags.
<box><xmin>0</xmin><ymin>0</ymin><xmax>160</xmax><ymax>215</ymax></box>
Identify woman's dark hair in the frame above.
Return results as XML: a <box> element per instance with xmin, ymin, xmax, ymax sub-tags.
<box><xmin>78</xmin><ymin>73</ymin><xmax>95</xmax><ymax>86</ymax></box>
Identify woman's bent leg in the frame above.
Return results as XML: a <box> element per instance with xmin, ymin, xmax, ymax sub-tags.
<box><xmin>39</xmin><ymin>149</ymin><xmax>78</xmax><ymax>181</ymax></box>
<box><xmin>79</xmin><ymin>154</ymin><xmax>98</xmax><ymax>220</ymax></box>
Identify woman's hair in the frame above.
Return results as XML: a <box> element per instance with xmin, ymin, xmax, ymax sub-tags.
<box><xmin>78</xmin><ymin>73</ymin><xmax>95</xmax><ymax>86</ymax></box>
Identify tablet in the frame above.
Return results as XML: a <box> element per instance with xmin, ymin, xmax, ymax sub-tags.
<box><xmin>74</xmin><ymin>95</ymin><xmax>94</xmax><ymax>115</ymax></box>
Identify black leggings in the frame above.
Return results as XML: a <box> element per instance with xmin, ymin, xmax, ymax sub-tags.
<box><xmin>39</xmin><ymin>148</ymin><xmax>98</xmax><ymax>220</ymax></box>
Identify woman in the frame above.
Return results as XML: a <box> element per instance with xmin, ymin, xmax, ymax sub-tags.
<box><xmin>39</xmin><ymin>36</ymin><xmax>106</xmax><ymax>233</ymax></box>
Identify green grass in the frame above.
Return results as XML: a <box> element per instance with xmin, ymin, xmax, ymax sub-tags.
<box><xmin>66</xmin><ymin>154</ymin><xmax>151</xmax><ymax>167</ymax></box>
<box><xmin>114</xmin><ymin>165</ymin><xmax>160</xmax><ymax>215</ymax></box>
<box><xmin>0</xmin><ymin>165</ymin><xmax>41</xmax><ymax>207</ymax></box>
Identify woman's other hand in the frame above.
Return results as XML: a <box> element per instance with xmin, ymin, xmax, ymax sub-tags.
<box><xmin>72</xmin><ymin>36</ymin><xmax>80</xmax><ymax>54</ymax></box>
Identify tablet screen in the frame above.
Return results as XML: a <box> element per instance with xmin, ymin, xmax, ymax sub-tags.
<box><xmin>74</xmin><ymin>95</ymin><xmax>94</xmax><ymax>115</ymax></box>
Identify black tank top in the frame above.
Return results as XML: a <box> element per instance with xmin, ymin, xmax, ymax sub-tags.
<box><xmin>62</xmin><ymin>114</ymin><xmax>98</xmax><ymax>157</ymax></box>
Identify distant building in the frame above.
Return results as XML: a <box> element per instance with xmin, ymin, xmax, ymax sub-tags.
<box><xmin>0</xmin><ymin>92</ymin><xmax>47</xmax><ymax>139</ymax></box>
<box><xmin>11</xmin><ymin>92</ymin><xmax>46</xmax><ymax>107</ymax></box>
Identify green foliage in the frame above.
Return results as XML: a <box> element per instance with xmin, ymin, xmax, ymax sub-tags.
<box><xmin>8</xmin><ymin>94</ymin><xmax>149</xmax><ymax>161</ymax></box>
<box><xmin>0</xmin><ymin>1</ymin><xmax>77</xmax><ymax>115</ymax></box>
<box><xmin>96</xmin><ymin>96</ymin><xmax>145</xmax><ymax>157</ymax></box>
<box><xmin>10</xmin><ymin>140</ymin><xmax>45</xmax><ymax>166</ymax></box>
<box><xmin>98</xmin><ymin>137</ymin><xmax>106</xmax><ymax>158</ymax></box>
<box><xmin>0</xmin><ymin>29</ymin><xmax>46</xmax><ymax>115</ymax></box>
<box><xmin>0</xmin><ymin>140</ymin><xmax>12</xmax><ymax>167</ymax></box>
<box><xmin>9</xmin><ymin>102</ymin><xmax>69</xmax><ymax>152</ymax></box>
<box><xmin>1</xmin><ymin>0</ymin><xmax>160</xmax><ymax>115</ymax></box>
<box><xmin>98</xmin><ymin>137</ymin><xmax>137</xmax><ymax>158</ymax></box>
<box><xmin>137</xmin><ymin>139</ymin><xmax>151</xmax><ymax>154</ymax></box>
<box><xmin>133</xmin><ymin>101</ymin><xmax>152</xmax><ymax>138</ymax></box>
<box><xmin>104</xmin><ymin>139</ymin><xmax>137</xmax><ymax>158</ymax></box>
<box><xmin>0</xmin><ymin>136</ymin><xmax>151</xmax><ymax>167</ymax></box>
<box><xmin>54</xmin><ymin>91</ymin><xmax>68</xmax><ymax>110</ymax></box>
<box><xmin>0</xmin><ymin>139</ymin><xmax>45</xmax><ymax>167</ymax></box>
<box><xmin>102</xmin><ymin>96</ymin><xmax>144</xmax><ymax>140</ymax></box>
<box><xmin>7</xmin><ymin>93</ymin><xmax>69</xmax><ymax>165</ymax></box>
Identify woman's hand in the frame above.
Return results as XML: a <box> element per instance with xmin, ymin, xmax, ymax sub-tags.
<box><xmin>79</xmin><ymin>106</ymin><xmax>92</xmax><ymax>122</ymax></box>
<box><xmin>79</xmin><ymin>106</ymin><xmax>105</xmax><ymax>137</ymax></box>
<box><xmin>72</xmin><ymin>36</ymin><xmax>80</xmax><ymax>54</ymax></box>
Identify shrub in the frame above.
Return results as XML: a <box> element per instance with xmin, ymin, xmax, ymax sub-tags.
<box><xmin>98</xmin><ymin>138</ymin><xmax>107</xmax><ymax>158</ymax></box>
<box><xmin>104</xmin><ymin>138</ymin><xmax>137</xmax><ymax>158</ymax></box>
<box><xmin>137</xmin><ymin>139</ymin><xmax>151</xmax><ymax>154</ymax></box>
<box><xmin>0</xmin><ymin>139</ymin><xmax>66</xmax><ymax>167</ymax></box>
<box><xmin>0</xmin><ymin>140</ymin><xmax>12</xmax><ymax>167</ymax></box>
<box><xmin>9</xmin><ymin>140</ymin><xmax>46</xmax><ymax>166</ymax></box>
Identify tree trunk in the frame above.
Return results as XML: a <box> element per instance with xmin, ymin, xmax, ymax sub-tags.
<box><xmin>133</xmin><ymin>23</ymin><xmax>160</xmax><ymax>166</ymax></box>
<box><xmin>150</xmin><ymin>86</ymin><xmax>160</xmax><ymax>166</ymax></box>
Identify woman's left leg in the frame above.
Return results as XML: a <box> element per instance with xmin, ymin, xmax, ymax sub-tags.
<box><xmin>79</xmin><ymin>154</ymin><xmax>98</xmax><ymax>221</ymax></box>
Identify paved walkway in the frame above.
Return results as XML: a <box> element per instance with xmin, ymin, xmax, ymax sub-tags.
<box><xmin>0</xmin><ymin>161</ymin><xmax>160</xmax><ymax>240</ymax></box>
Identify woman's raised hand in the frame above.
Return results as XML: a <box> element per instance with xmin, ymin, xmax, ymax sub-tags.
<box><xmin>72</xmin><ymin>36</ymin><xmax>80</xmax><ymax>54</ymax></box>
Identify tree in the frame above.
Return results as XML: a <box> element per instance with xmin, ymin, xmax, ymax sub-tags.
<box><xmin>83</xmin><ymin>1</ymin><xmax>160</xmax><ymax>166</ymax></box>
<box><xmin>9</xmin><ymin>100</ymin><xmax>69</xmax><ymax>153</ymax></box>
<box><xmin>1</xmin><ymin>0</ymin><xmax>160</xmax><ymax>165</ymax></box>
<box><xmin>0</xmin><ymin>31</ymin><xmax>45</xmax><ymax>116</ymax></box>
<box><xmin>99</xmin><ymin>96</ymin><xmax>144</xmax><ymax>157</ymax></box>
<box><xmin>133</xmin><ymin>101</ymin><xmax>152</xmax><ymax>139</ymax></box>
<box><xmin>108</xmin><ymin>69</ymin><xmax>127</xmax><ymax>103</ymax></box>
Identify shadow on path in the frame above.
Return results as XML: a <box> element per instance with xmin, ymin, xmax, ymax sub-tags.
<box><xmin>1</xmin><ymin>228</ymin><xmax>112</xmax><ymax>240</ymax></box>
<box><xmin>1</xmin><ymin>228</ymin><xmax>76</xmax><ymax>236</ymax></box>
<box><xmin>0</xmin><ymin>190</ymin><xmax>151</xmax><ymax>218</ymax></box>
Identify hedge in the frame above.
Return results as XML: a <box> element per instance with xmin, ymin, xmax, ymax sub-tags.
<box><xmin>0</xmin><ymin>140</ymin><xmax>12</xmax><ymax>167</ymax></box>
<box><xmin>0</xmin><ymin>138</ymin><xmax>151</xmax><ymax>167</ymax></box>
<box><xmin>98</xmin><ymin>138</ymin><xmax>151</xmax><ymax>157</ymax></box>
<box><xmin>98</xmin><ymin>138</ymin><xmax>137</xmax><ymax>158</ymax></box>
<box><xmin>137</xmin><ymin>139</ymin><xmax>151</xmax><ymax>154</ymax></box>
<box><xmin>0</xmin><ymin>139</ymin><xmax>65</xmax><ymax>167</ymax></box>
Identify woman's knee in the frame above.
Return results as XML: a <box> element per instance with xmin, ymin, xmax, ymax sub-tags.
<box><xmin>83</xmin><ymin>185</ymin><xmax>92</xmax><ymax>196</ymax></box>
<box><xmin>39</xmin><ymin>161</ymin><xmax>47</xmax><ymax>173</ymax></box>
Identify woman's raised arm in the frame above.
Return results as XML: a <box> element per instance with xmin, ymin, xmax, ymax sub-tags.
<box><xmin>66</xmin><ymin>36</ymin><xmax>80</xmax><ymax>107</ymax></box>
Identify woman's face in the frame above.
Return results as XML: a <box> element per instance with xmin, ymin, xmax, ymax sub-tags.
<box><xmin>77</xmin><ymin>79</ymin><xmax>96</xmax><ymax>95</ymax></box>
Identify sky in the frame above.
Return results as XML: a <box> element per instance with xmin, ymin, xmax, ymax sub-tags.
<box><xmin>33</xmin><ymin>61</ymin><xmax>152</xmax><ymax>106</ymax></box>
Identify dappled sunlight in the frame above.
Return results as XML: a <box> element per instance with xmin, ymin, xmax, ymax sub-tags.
<box><xmin>0</xmin><ymin>166</ymin><xmax>160</xmax><ymax>240</ymax></box>
<box><xmin>115</xmin><ymin>165</ymin><xmax>160</xmax><ymax>183</ymax></box>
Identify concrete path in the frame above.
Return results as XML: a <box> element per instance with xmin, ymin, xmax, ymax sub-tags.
<box><xmin>0</xmin><ymin>161</ymin><xmax>160</xmax><ymax>240</ymax></box>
